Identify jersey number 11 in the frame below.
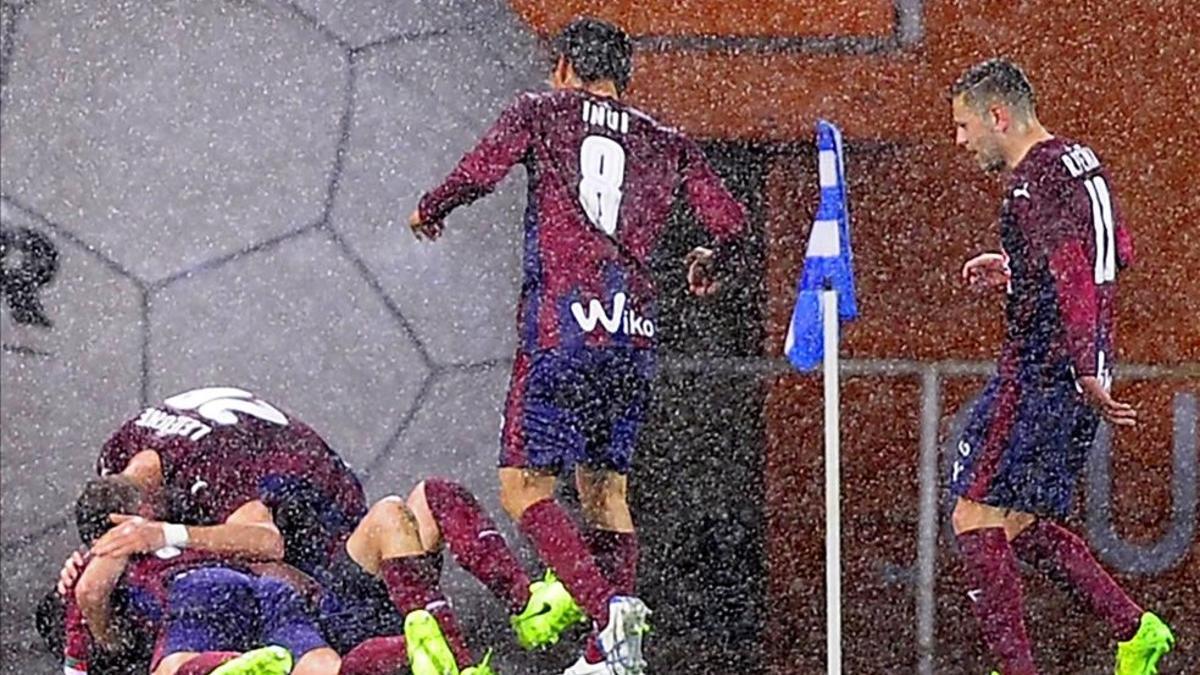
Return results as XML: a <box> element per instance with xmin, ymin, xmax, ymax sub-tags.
<box><xmin>1083</xmin><ymin>176</ymin><xmax>1117</xmax><ymax>284</ymax></box>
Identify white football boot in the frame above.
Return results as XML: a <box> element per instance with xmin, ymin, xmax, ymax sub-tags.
<box><xmin>561</xmin><ymin>596</ymin><xmax>651</xmax><ymax>675</ymax></box>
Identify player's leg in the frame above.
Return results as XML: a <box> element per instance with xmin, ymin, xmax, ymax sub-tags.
<box><xmin>947</xmin><ymin>376</ymin><xmax>1038</xmax><ymax>675</ymax></box>
<box><xmin>498</xmin><ymin>350</ymin><xmax>618</xmax><ymax>630</ymax></box>
<box><xmin>153</xmin><ymin>568</ymin><xmax>260</xmax><ymax>675</ymax></box>
<box><xmin>576</xmin><ymin>465</ymin><xmax>637</xmax><ymax>598</ymax></box>
<box><xmin>344</xmin><ymin>496</ymin><xmax>474</xmax><ymax>671</ymax></box>
<box><xmin>1009</xmin><ymin>409</ymin><xmax>1173</xmax><ymax>673</ymax></box>
<box><xmin>1011</xmin><ymin>518</ymin><xmax>1174</xmax><ymax>673</ymax></box>
<box><xmin>172</xmin><ymin>652</ymin><xmax>239</xmax><ymax>675</ymax></box>
<box><xmin>175</xmin><ymin>648</ymin><xmax>292</xmax><ymax>675</ymax></box>
<box><xmin>339</xmin><ymin>635</ymin><xmax>408</xmax><ymax>675</ymax></box>
<box><xmin>562</xmin><ymin>349</ymin><xmax>653</xmax><ymax>674</ymax></box>
<box><xmin>951</xmin><ymin>499</ymin><xmax>1038</xmax><ymax>675</ymax></box>
<box><xmin>409</xmin><ymin>478</ymin><xmax>532</xmax><ymax>613</ymax></box>
<box><xmin>250</xmin><ymin>575</ymin><xmax>340</xmax><ymax>674</ymax></box>
<box><xmin>409</xmin><ymin>478</ymin><xmax>583</xmax><ymax>650</ymax></box>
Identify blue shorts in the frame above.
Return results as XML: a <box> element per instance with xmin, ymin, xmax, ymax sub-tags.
<box><xmin>158</xmin><ymin>567</ymin><xmax>326</xmax><ymax>664</ymax></box>
<box><xmin>501</xmin><ymin>348</ymin><xmax>656</xmax><ymax>474</ymax></box>
<box><xmin>948</xmin><ymin>367</ymin><xmax>1099</xmax><ymax>517</ymax></box>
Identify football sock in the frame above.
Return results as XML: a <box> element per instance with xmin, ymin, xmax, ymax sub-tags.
<box><xmin>380</xmin><ymin>553</ymin><xmax>472</xmax><ymax>668</ymax></box>
<box><xmin>1012</xmin><ymin>519</ymin><xmax>1142</xmax><ymax>640</ymax></box>
<box><xmin>957</xmin><ymin>527</ymin><xmax>1037</xmax><ymax>675</ymax></box>
<box><xmin>586</xmin><ymin>528</ymin><xmax>638</xmax><ymax>596</ymax></box>
<box><xmin>424</xmin><ymin>478</ymin><xmax>532</xmax><ymax>614</ymax></box>
<box><xmin>518</xmin><ymin>498</ymin><xmax>614</xmax><ymax>627</ymax></box>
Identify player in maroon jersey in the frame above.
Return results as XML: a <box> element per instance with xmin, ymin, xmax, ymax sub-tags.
<box><xmin>408</xmin><ymin>17</ymin><xmax>746</xmax><ymax>675</ymax></box>
<box><xmin>947</xmin><ymin>59</ymin><xmax>1175</xmax><ymax>674</ymax></box>
<box><xmin>56</xmin><ymin>387</ymin><xmax>578</xmax><ymax>674</ymax></box>
<box><xmin>69</xmin><ymin>476</ymin><xmax>328</xmax><ymax>675</ymax></box>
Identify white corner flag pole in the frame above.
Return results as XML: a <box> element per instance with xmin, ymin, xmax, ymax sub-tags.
<box><xmin>823</xmin><ymin>287</ymin><xmax>842</xmax><ymax>675</ymax></box>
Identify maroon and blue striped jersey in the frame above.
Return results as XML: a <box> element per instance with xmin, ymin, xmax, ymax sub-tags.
<box><xmin>97</xmin><ymin>388</ymin><xmax>367</xmax><ymax>572</ymax></box>
<box><xmin>419</xmin><ymin>89</ymin><xmax>746</xmax><ymax>352</ymax></box>
<box><xmin>998</xmin><ymin>137</ymin><xmax>1134</xmax><ymax>381</ymax></box>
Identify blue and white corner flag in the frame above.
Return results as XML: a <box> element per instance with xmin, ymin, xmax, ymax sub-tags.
<box><xmin>785</xmin><ymin>120</ymin><xmax>858</xmax><ymax>371</ymax></box>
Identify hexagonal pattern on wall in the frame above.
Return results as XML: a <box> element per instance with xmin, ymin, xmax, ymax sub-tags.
<box><xmin>0</xmin><ymin>1</ymin><xmax>558</xmax><ymax>671</ymax></box>
<box><xmin>148</xmin><ymin>229</ymin><xmax>430</xmax><ymax>472</ymax></box>
<box><xmin>333</xmin><ymin>29</ymin><xmax>543</xmax><ymax>365</ymax></box>
<box><xmin>0</xmin><ymin>0</ymin><xmax>348</xmax><ymax>283</ymax></box>
<box><xmin>290</xmin><ymin>0</ymin><xmax>509</xmax><ymax>48</ymax></box>
<box><xmin>1</xmin><ymin>197</ymin><xmax>143</xmax><ymax>658</ymax></box>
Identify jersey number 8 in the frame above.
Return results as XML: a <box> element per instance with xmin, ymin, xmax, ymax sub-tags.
<box><xmin>578</xmin><ymin>135</ymin><xmax>626</xmax><ymax>236</ymax></box>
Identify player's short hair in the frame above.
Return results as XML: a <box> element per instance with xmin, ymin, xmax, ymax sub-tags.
<box><xmin>951</xmin><ymin>58</ymin><xmax>1037</xmax><ymax>118</ymax></box>
<box><xmin>75</xmin><ymin>476</ymin><xmax>142</xmax><ymax>546</ymax></box>
<box><xmin>553</xmin><ymin>17</ymin><xmax>633</xmax><ymax>93</ymax></box>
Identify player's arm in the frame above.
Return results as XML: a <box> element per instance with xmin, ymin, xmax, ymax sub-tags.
<box><xmin>409</xmin><ymin>95</ymin><xmax>535</xmax><ymax>240</ymax></box>
<box><xmin>91</xmin><ymin>499</ymin><xmax>285</xmax><ymax>561</ymax></box>
<box><xmin>73</xmin><ymin>554</ymin><xmax>127</xmax><ymax>648</ymax></box>
<box><xmin>181</xmin><ymin>499</ymin><xmax>286</xmax><ymax>559</ymax></box>
<box><xmin>679</xmin><ymin>139</ymin><xmax>747</xmax><ymax>296</ymax></box>
<box><xmin>1027</xmin><ymin>182</ymin><xmax>1136</xmax><ymax>426</ymax></box>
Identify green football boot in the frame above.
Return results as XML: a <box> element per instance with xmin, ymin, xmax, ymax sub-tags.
<box><xmin>511</xmin><ymin>570</ymin><xmax>588</xmax><ymax>650</ymax></box>
<box><xmin>1115</xmin><ymin>612</ymin><xmax>1175</xmax><ymax>675</ymax></box>
<box><xmin>210</xmin><ymin>646</ymin><xmax>293</xmax><ymax>675</ymax></box>
<box><xmin>405</xmin><ymin>609</ymin><xmax>460</xmax><ymax>675</ymax></box>
<box><xmin>461</xmin><ymin>649</ymin><xmax>497</xmax><ymax>675</ymax></box>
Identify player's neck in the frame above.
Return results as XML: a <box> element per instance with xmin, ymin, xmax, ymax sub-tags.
<box><xmin>579</xmin><ymin>81</ymin><xmax>619</xmax><ymax>100</ymax></box>
<box><xmin>124</xmin><ymin>449</ymin><xmax>163</xmax><ymax>490</ymax></box>
<box><xmin>1005</xmin><ymin>121</ymin><xmax>1053</xmax><ymax>170</ymax></box>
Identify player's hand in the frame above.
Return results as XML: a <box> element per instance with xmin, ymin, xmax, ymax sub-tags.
<box><xmin>1077</xmin><ymin>376</ymin><xmax>1138</xmax><ymax>427</ymax></box>
<box><xmin>56</xmin><ymin>549</ymin><xmax>87</xmax><ymax>596</ymax></box>
<box><xmin>686</xmin><ymin>246</ymin><xmax>721</xmax><ymax>297</ymax></box>
<box><xmin>409</xmin><ymin>208</ymin><xmax>444</xmax><ymax>241</ymax></box>
<box><xmin>90</xmin><ymin>515</ymin><xmax>165</xmax><ymax>558</ymax></box>
<box><xmin>961</xmin><ymin>252</ymin><xmax>1011</xmax><ymax>290</ymax></box>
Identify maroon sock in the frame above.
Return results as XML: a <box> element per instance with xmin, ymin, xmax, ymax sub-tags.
<box><xmin>424</xmin><ymin>478</ymin><xmax>532</xmax><ymax>614</ymax></box>
<box><xmin>518</xmin><ymin>499</ymin><xmax>615</xmax><ymax>626</ymax></box>
<box><xmin>176</xmin><ymin>652</ymin><xmax>239</xmax><ymax>675</ymax></box>
<box><xmin>957</xmin><ymin>528</ymin><xmax>1037</xmax><ymax>675</ymax></box>
<box><xmin>340</xmin><ymin>636</ymin><xmax>408</xmax><ymax>675</ymax></box>
<box><xmin>379</xmin><ymin>554</ymin><xmax>472</xmax><ymax>668</ymax></box>
<box><xmin>586</xmin><ymin>528</ymin><xmax>639</xmax><ymax>596</ymax></box>
<box><xmin>1012</xmin><ymin>520</ymin><xmax>1143</xmax><ymax>640</ymax></box>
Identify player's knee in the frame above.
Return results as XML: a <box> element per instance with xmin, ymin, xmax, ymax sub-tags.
<box><xmin>950</xmin><ymin>499</ymin><xmax>977</xmax><ymax>535</ymax></box>
<box><xmin>498</xmin><ymin>471</ymin><xmax>549</xmax><ymax>521</ymax></box>
<box><xmin>292</xmin><ymin>647</ymin><xmax>341</xmax><ymax>675</ymax></box>
<box><xmin>577</xmin><ymin>471</ymin><xmax>626</xmax><ymax>510</ymax></box>
<box><xmin>153</xmin><ymin>652</ymin><xmax>195</xmax><ymax>675</ymax></box>
<box><xmin>498</xmin><ymin>485</ymin><xmax>530</xmax><ymax>521</ymax></box>
<box><xmin>406</xmin><ymin>481</ymin><xmax>442</xmax><ymax>551</ymax></box>
<box><xmin>368</xmin><ymin>496</ymin><xmax>419</xmax><ymax>536</ymax></box>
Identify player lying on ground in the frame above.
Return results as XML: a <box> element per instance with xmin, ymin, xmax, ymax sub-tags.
<box><xmin>48</xmin><ymin>387</ymin><xmax>585</xmax><ymax>674</ymax></box>
<box><xmin>67</xmin><ymin>476</ymin><xmax>333</xmax><ymax>675</ymax></box>
<box><xmin>947</xmin><ymin>58</ymin><xmax>1175</xmax><ymax>675</ymax></box>
<box><xmin>409</xmin><ymin>17</ymin><xmax>748</xmax><ymax>675</ymax></box>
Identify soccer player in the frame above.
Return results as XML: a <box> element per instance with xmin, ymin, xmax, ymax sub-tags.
<box><xmin>316</xmin><ymin>477</ymin><xmax>579</xmax><ymax>675</ymax></box>
<box><xmin>70</xmin><ymin>476</ymin><xmax>329</xmax><ymax>675</ymax></box>
<box><xmin>947</xmin><ymin>58</ymin><xmax>1175</xmax><ymax>674</ymax></box>
<box><xmin>408</xmin><ymin>17</ymin><xmax>746</xmax><ymax>674</ymax></box>
<box><xmin>63</xmin><ymin>387</ymin><xmax>578</xmax><ymax>674</ymax></box>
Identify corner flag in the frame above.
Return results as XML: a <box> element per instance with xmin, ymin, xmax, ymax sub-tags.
<box><xmin>784</xmin><ymin>120</ymin><xmax>857</xmax><ymax>371</ymax></box>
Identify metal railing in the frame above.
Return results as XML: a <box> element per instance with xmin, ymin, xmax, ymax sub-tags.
<box><xmin>662</xmin><ymin>354</ymin><xmax>1197</xmax><ymax>673</ymax></box>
